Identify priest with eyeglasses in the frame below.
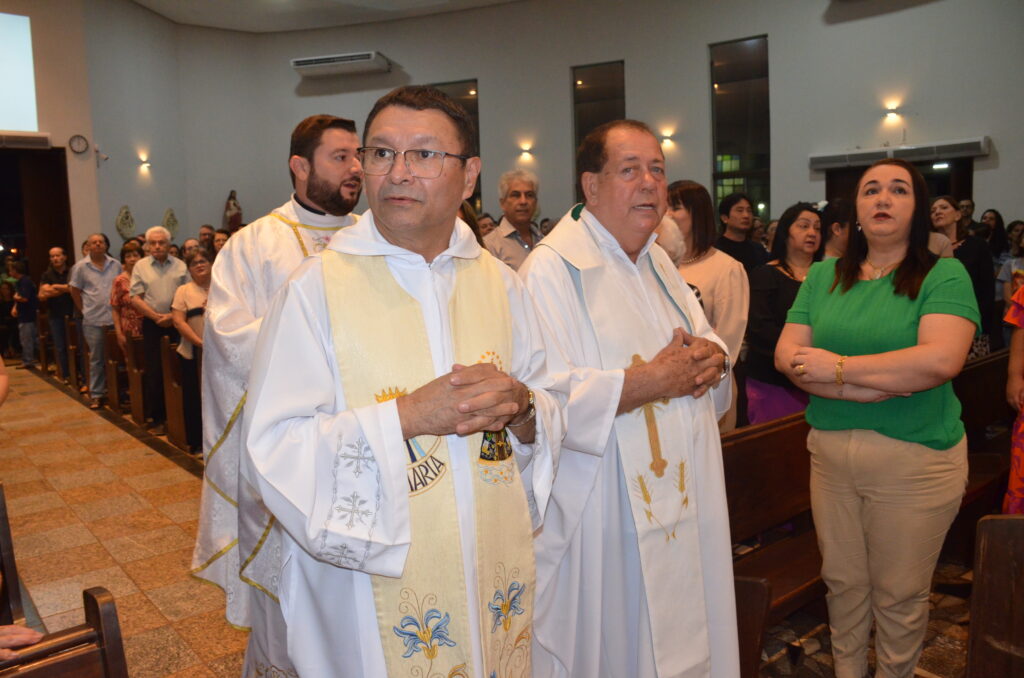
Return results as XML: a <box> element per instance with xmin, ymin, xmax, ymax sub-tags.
<box><xmin>239</xmin><ymin>86</ymin><xmax>563</xmax><ymax>677</ymax></box>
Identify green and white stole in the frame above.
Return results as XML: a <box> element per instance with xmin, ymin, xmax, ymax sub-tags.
<box><xmin>323</xmin><ymin>249</ymin><xmax>535</xmax><ymax>678</ymax></box>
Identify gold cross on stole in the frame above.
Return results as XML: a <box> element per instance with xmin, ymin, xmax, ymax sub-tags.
<box><xmin>631</xmin><ymin>354</ymin><xmax>670</xmax><ymax>478</ymax></box>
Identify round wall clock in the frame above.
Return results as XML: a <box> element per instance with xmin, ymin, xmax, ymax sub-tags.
<box><xmin>68</xmin><ymin>134</ymin><xmax>90</xmax><ymax>154</ymax></box>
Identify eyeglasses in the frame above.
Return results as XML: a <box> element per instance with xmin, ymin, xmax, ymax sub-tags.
<box><xmin>358</xmin><ymin>147</ymin><xmax>470</xmax><ymax>179</ymax></box>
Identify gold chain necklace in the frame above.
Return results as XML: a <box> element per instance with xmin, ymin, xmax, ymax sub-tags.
<box><xmin>865</xmin><ymin>258</ymin><xmax>901</xmax><ymax>280</ymax></box>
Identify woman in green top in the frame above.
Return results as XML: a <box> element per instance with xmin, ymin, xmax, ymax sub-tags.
<box><xmin>775</xmin><ymin>158</ymin><xmax>978</xmax><ymax>678</ymax></box>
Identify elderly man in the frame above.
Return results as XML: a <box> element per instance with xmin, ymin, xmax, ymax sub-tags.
<box><xmin>39</xmin><ymin>246</ymin><xmax>75</xmax><ymax>380</ymax></box>
<box><xmin>69</xmin><ymin>235</ymin><xmax>121</xmax><ymax>408</ymax></box>
<box><xmin>483</xmin><ymin>168</ymin><xmax>544</xmax><ymax>270</ymax></box>
<box><xmin>191</xmin><ymin>114</ymin><xmax>362</xmax><ymax>675</ymax></box>
<box><xmin>130</xmin><ymin>226</ymin><xmax>187</xmax><ymax>433</ymax></box>
<box><xmin>520</xmin><ymin>119</ymin><xmax>739</xmax><ymax>678</ymax></box>
<box><xmin>240</xmin><ymin>86</ymin><xmax>562</xmax><ymax>677</ymax></box>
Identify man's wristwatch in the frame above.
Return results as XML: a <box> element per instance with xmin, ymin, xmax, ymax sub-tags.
<box><xmin>719</xmin><ymin>354</ymin><xmax>731</xmax><ymax>384</ymax></box>
<box><xmin>508</xmin><ymin>388</ymin><xmax>536</xmax><ymax>428</ymax></box>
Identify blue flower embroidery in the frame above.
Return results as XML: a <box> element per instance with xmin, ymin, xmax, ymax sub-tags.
<box><xmin>488</xmin><ymin>581</ymin><xmax>526</xmax><ymax>632</ymax></box>
<box><xmin>393</xmin><ymin>608</ymin><xmax>456</xmax><ymax>659</ymax></box>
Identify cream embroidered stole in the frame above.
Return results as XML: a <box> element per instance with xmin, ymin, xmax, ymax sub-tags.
<box><xmin>323</xmin><ymin>249</ymin><xmax>534</xmax><ymax>678</ymax></box>
<box><xmin>542</xmin><ymin>210</ymin><xmax>714</xmax><ymax>675</ymax></box>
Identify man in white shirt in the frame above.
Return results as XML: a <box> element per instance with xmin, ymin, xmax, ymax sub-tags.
<box><xmin>129</xmin><ymin>226</ymin><xmax>187</xmax><ymax>433</ymax></box>
<box><xmin>190</xmin><ymin>114</ymin><xmax>363</xmax><ymax>675</ymax></box>
<box><xmin>483</xmin><ymin>169</ymin><xmax>544</xmax><ymax>270</ymax></box>
<box><xmin>240</xmin><ymin>85</ymin><xmax>563</xmax><ymax>677</ymax></box>
<box><xmin>520</xmin><ymin>119</ymin><xmax>739</xmax><ymax>678</ymax></box>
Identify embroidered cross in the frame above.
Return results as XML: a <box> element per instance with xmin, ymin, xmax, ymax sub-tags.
<box><xmin>338</xmin><ymin>437</ymin><xmax>375</xmax><ymax>478</ymax></box>
<box><xmin>324</xmin><ymin>542</ymin><xmax>360</xmax><ymax>567</ymax></box>
<box><xmin>335</xmin><ymin>491</ymin><xmax>373</xmax><ymax>529</ymax></box>
<box><xmin>631</xmin><ymin>354</ymin><xmax>670</xmax><ymax>478</ymax></box>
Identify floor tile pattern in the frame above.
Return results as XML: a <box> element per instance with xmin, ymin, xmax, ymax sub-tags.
<box><xmin>0</xmin><ymin>366</ymin><xmax>246</xmax><ymax>677</ymax></box>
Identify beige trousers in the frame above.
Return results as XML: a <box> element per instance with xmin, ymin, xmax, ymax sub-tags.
<box><xmin>807</xmin><ymin>428</ymin><xmax>967</xmax><ymax>678</ymax></box>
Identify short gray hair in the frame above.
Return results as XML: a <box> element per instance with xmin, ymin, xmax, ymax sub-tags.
<box><xmin>145</xmin><ymin>225</ymin><xmax>171</xmax><ymax>242</ymax></box>
<box><xmin>498</xmin><ymin>169</ymin><xmax>539</xmax><ymax>201</ymax></box>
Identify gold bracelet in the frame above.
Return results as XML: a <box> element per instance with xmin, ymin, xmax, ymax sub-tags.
<box><xmin>835</xmin><ymin>355</ymin><xmax>848</xmax><ymax>386</ymax></box>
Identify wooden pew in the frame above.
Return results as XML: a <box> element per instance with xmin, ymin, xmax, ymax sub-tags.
<box><xmin>124</xmin><ymin>337</ymin><xmax>146</xmax><ymax>426</ymax></box>
<box><xmin>966</xmin><ymin>515</ymin><xmax>1024</xmax><ymax>678</ymax></box>
<box><xmin>160</xmin><ymin>336</ymin><xmax>188</xmax><ymax>451</ymax></box>
<box><xmin>102</xmin><ymin>330</ymin><xmax>127</xmax><ymax>417</ymax></box>
<box><xmin>942</xmin><ymin>349</ymin><xmax>1013</xmax><ymax>565</ymax></box>
<box><xmin>0</xmin><ymin>485</ymin><xmax>26</xmax><ymax>627</ymax></box>
<box><xmin>722</xmin><ymin>412</ymin><xmax>823</xmax><ymax>676</ymax></box>
<box><xmin>0</xmin><ymin>587</ymin><xmax>128</xmax><ymax>677</ymax></box>
<box><xmin>64</xmin><ymin>317</ymin><xmax>83</xmax><ymax>394</ymax></box>
<box><xmin>34</xmin><ymin>311</ymin><xmax>52</xmax><ymax>377</ymax></box>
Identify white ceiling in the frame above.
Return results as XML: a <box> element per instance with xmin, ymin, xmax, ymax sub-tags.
<box><xmin>129</xmin><ymin>0</ymin><xmax>519</xmax><ymax>33</ymax></box>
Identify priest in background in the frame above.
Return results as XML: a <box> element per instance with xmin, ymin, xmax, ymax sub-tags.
<box><xmin>191</xmin><ymin>114</ymin><xmax>362</xmax><ymax>675</ymax></box>
<box><xmin>239</xmin><ymin>86</ymin><xmax>563</xmax><ymax>677</ymax></box>
<box><xmin>520</xmin><ymin>119</ymin><xmax>739</xmax><ymax>678</ymax></box>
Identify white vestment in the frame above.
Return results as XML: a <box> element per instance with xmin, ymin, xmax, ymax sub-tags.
<box><xmin>520</xmin><ymin>208</ymin><xmax>739</xmax><ymax>678</ymax></box>
<box><xmin>240</xmin><ymin>212</ymin><xmax>563</xmax><ymax>677</ymax></box>
<box><xmin>191</xmin><ymin>197</ymin><xmax>355</xmax><ymax>662</ymax></box>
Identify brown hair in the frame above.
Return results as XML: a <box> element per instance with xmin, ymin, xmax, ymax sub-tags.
<box><xmin>576</xmin><ymin>119</ymin><xmax>657</xmax><ymax>181</ymax></box>
<box><xmin>832</xmin><ymin>158</ymin><xmax>936</xmax><ymax>300</ymax></box>
<box><xmin>364</xmin><ymin>86</ymin><xmax>477</xmax><ymax>157</ymax></box>
<box><xmin>184</xmin><ymin>248</ymin><xmax>211</xmax><ymax>269</ymax></box>
<box><xmin>118</xmin><ymin>241</ymin><xmax>141</xmax><ymax>265</ymax></box>
<box><xmin>932</xmin><ymin>195</ymin><xmax>966</xmax><ymax>242</ymax></box>
<box><xmin>667</xmin><ymin>180</ymin><xmax>717</xmax><ymax>258</ymax></box>
<box><xmin>289</xmin><ymin>115</ymin><xmax>357</xmax><ymax>187</ymax></box>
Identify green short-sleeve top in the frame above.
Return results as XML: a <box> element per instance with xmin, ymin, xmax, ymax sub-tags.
<box><xmin>786</xmin><ymin>257</ymin><xmax>980</xmax><ymax>449</ymax></box>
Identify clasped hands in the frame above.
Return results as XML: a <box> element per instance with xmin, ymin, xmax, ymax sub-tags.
<box><xmin>398</xmin><ymin>363</ymin><xmax>531</xmax><ymax>440</ymax></box>
<box><xmin>651</xmin><ymin>328</ymin><xmax>725</xmax><ymax>400</ymax></box>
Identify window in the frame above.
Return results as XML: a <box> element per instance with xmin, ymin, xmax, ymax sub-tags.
<box><xmin>710</xmin><ymin>36</ymin><xmax>770</xmax><ymax>217</ymax></box>
<box><xmin>430</xmin><ymin>79</ymin><xmax>481</xmax><ymax>211</ymax></box>
<box><xmin>573</xmin><ymin>61</ymin><xmax>625</xmax><ymax>201</ymax></box>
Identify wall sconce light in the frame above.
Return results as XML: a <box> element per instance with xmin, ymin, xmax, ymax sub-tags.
<box><xmin>140</xmin><ymin>160</ymin><xmax>152</xmax><ymax>169</ymax></box>
<box><xmin>660</xmin><ymin>129</ymin><xmax>676</xmax><ymax>149</ymax></box>
<box><xmin>885</xmin><ymin>108</ymin><xmax>900</xmax><ymax>120</ymax></box>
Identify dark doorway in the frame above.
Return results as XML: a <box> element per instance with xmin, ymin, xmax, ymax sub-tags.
<box><xmin>0</xmin><ymin>148</ymin><xmax>75</xmax><ymax>280</ymax></box>
<box><xmin>824</xmin><ymin>158</ymin><xmax>973</xmax><ymax>206</ymax></box>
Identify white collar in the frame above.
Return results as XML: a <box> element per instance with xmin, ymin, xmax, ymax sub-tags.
<box><xmin>329</xmin><ymin>209</ymin><xmax>481</xmax><ymax>263</ymax></box>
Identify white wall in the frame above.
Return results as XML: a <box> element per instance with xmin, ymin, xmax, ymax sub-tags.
<box><xmin>0</xmin><ymin>0</ymin><xmax>101</xmax><ymax>246</ymax></box>
<box><xmin>84</xmin><ymin>0</ymin><xmax>187</xmax><ymax>240</ymax></box>
<box><xmin>27</xmin><ymin>0</ymin><xmax>1024</xmax><ymax>242</ymax></box>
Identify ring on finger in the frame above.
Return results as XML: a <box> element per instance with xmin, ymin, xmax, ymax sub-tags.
<box><xmin>795</xmin><ymin>363</ymin><xmax>805</xmax><ymax>375</ymax></box>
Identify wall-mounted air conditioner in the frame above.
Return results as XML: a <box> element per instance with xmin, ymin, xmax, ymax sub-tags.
<box><xmin>291</xmin><ymin>51</ymin><xmax>392</xmax><ymax>77</ymax></box>
<box><xmin>0</xmin><ymin>131</ymin><xmax>51</xmax><ymax>149</ymax></box>
<box><xmin>809</xmin><ymin>136</ymin><xmax>990</xmax><ymax>171</ymax></box>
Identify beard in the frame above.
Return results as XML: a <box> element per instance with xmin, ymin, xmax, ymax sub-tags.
<box><xmin>306</xmin><ymin>167</ymin><xmax>360</xmax><ymax>217</ymax></box>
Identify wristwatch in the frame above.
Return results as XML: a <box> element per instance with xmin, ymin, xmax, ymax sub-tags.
<box><xmin>719</xmin><ymin>354</ymin><xmax>731</xmax><ymax>384</ymax></box>
<box><xmin>508</xmin><ymin>388</ymin><xmax>536</xmax><ymax>428</ymax></box>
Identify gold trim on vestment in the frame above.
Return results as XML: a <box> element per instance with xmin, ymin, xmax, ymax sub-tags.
<box><xmin>272</xmin><ymin>213</ymin><xmax>344</xmax><ymax>257</ymax></box>
<box><xmin>239</xmin><ymin>516</ymin><xmax>281</xmax><ymax>603</ymax></box>
<box><xmin>187</xmin><ymin>572</ymin><xmax>254</xmax><ymax>632</ymax></box>
<box><xmin>207</xmin><ymin>392</ymin><xmax>247</xmax><ymax>465</ymax></box>
<box><xmin>191</xmin><ymin>537</ymin><xmax>239</xmax><ymax>575</ymax></box>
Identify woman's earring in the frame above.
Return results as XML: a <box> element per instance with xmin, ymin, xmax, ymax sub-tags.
<box><xmin>856</xmin><ymin>222</ymin><xmax>862</xmax><ymax>231</ymax></box>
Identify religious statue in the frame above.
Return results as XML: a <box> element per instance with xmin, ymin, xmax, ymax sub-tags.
<box><xmin>115</xmin><ymin>205</ymin><xmax>135</xmax><ymax>240</ymax></box>
<box><xmin>223</xmin><ymin>190</ymin><xmax>243</xmax><ymax>232</ymax></box>
<box><xmin>162</xmin><ymin>207</ymin><xmax>179</xmax><ymax>238</ymax></box>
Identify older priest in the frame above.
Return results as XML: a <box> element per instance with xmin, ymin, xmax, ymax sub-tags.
<box><xmin>240</xmin><ymin>86</ymin><xmax>562</xmax><ymax>676</ymax></box>
<box><xmin>190</xmin><ymin>114</ymin><xmax>361</xmax><ymax>675</ymax></box>
<box><xmin>520</xmin><ymin>120</ymin><xmax>739</xmax><ymax>678</ymax></box>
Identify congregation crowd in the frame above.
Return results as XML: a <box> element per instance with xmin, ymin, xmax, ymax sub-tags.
<box><xmin>4</xmin><ymin>84</ymin><xmax>1021</xmax><ymax>678</ymax></box>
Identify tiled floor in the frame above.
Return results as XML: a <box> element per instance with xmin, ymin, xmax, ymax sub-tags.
<box><xmin>0</xmin><ymin>364</ymin><xmax>247</xmax><ymax>677</ymax></box>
